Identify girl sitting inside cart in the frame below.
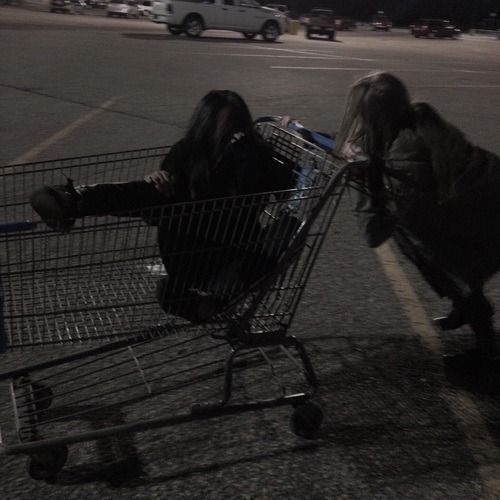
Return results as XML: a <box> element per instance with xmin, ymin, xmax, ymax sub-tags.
<box><xmin>30</xmin><ymin>90</ymin><xmax>295</xmax><ymax>323</ymax></box>
<box><xmin>334</xmin><ymin>71</ymin><xmax>500</xmax><ymax>375</ymax></box>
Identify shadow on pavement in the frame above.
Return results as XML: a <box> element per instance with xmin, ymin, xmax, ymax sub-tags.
<box><xmin>121</xmin><ymin>32</ymin><xmax>284</xmax><ymax>44</ymax></box>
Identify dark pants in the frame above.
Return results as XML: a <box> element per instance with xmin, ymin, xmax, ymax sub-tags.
<box><xmin>393</xmin><ymin>227</ymin><xmax>496</xmax><ymax>354</ymax></box>
<box><xmin>78</xmin><ymin>181</ymin><xmax>169</xmax><ymax>218</ymax></box>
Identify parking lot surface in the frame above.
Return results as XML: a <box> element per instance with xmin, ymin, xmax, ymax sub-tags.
<box><xmin>1</xmin><ymin>5</ymin><xmax>500</xmax><ymax>499</ymax></box>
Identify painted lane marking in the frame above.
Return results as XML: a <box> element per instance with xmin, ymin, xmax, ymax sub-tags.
<box><xmin>270</xmin><ymin>66</ymin><xmax>500</xmax><ymax>77</ymax></box>
<box><xmin>271</xmin><ymin>66</ymin><xmax>376</xmax><ymax>71</ymax></box>
<box><xmin>9</xmin><ymin>96</ymin><xmax>120</xmax><ymax>166</ymax></box>
<box><xmin>203</xmin><ymin>45</ymin><xmax>376</xmax><ymax>62</ymax></box>
<box><xmin>192</xmin><ymin>53</ymin><xmax>357</xmax><ymax>60</ymax></box>
<box><xmin>376</xmin><ymin>241</ymin><xmax>500</xmax><ymax>497</ymax></box>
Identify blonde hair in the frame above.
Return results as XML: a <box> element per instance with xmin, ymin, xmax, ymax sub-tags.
<box><xmin>336</xmin><ymin>71</ymin><xmax>472</xmax><ymax>202</ymax></box>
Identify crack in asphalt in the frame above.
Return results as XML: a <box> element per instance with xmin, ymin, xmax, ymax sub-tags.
<box><xmin>0</xmin><ymin>82</ymin><xmax>183</xmax><ymax>128</ymax></box>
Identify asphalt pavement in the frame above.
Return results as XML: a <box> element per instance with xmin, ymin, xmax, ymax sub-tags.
<box><xmin>1</xmin><ymin>5</ymin><xmax>500</xmax><ymax>499</ymax></box>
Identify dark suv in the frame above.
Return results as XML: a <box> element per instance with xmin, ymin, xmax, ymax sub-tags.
<box><xmin>412</xmin><ymin>19</ymin><xmax>461</xmax><ymax>38</ymax></box>
<box><xmin>305</xmin><ymin>9</ymin><xmax>336</xmax><ymax>41</ymax></box>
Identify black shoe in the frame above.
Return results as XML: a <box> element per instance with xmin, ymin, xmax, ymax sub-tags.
<box><xmin>433</xmin><ymin>310</ymin><xmax>466</xmax><ymax>331</ymax></box>
<box><xmin>434</xmin><ymin>293</ymin><xmax>494</xmax><ymax>331</ymax></box>
<box><xmin>156</xmin><ymin>278</ymin><xmax>222</xmax><ymax>323</ymax></box>
<box><xmin>30</xmin><ymin>179</ymin><xmax>80</xmax><ymax>233</ymax></box>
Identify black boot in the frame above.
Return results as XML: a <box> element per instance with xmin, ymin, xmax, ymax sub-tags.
<box><xmin>433</xmin><ymin>290</ymin><xmax>494</xmax><ymax>332</ymax></box>
<box><xmin>30</xmin><ymin>178</ymin><xmax>81</xmax><ymax>233</ymax></box>
<box><xmin>156</xmin><ymin>278</ymin><xmax>221</xmax><ymax>324</ymax></box>
<box><xmin>443</xmin><ymin>303</ymin><xmax>498</xmax><ymax>376</ymax></box>
<box><xmin>433</xmin><ymin>305</ymin><xmax>466</xmax><ymax>331</ymax></box>
<box><xmin>30</xmin><ymin>180</ymin><xmax>169</xmax><ymax>233</ymax></box>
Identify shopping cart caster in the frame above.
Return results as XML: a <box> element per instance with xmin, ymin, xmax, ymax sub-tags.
<box><xmin>32</xmin><ymin>382</ymin><xmax>53</xmax><ymax>413</ymax></box>
<box><xmin>290</xmin><ymin>401</ymin><xmax>323</xmax><ymax>439</ymax></box>
<box><xmin>27</xmin><ymin>445</ymin><xmax>68</xmax><ymax>482</ymax></box>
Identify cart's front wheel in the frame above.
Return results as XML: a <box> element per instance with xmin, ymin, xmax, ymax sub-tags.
<box><xmin>27</xmin><ymin>445</ymin><xmax>68</xmax><ymax>482</ymax></box>
<box><xmin>290</xmin><ymin>402</ymin><xmax>323</xmax><ymax>439</ymax></box>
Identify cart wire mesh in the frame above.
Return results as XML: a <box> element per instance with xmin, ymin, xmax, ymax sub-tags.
<box><xmin>0</xmin><ymin>123</ymin><xmax>347</xmax><ymax>351</ymax></box>
<box><xmin>0</xmin><ymin>122</ymin><xmax>348</xmax><ymax>462</ymax></box>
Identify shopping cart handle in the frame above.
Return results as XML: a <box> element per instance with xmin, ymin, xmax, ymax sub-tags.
<box><xmin>0</xmin><ymin>220</ymin><xmax>37</xmax><ymax>234</ymax></box>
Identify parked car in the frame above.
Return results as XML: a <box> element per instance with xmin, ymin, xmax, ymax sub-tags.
<box><xmin>49</xmin><ymin>0</ymin><xmax>75</xmax><ymax>13</ymax></box>
<box><xmin>304</xmin><ymin>8</ymin><xmax>336</xmax><ymax>40</ymax></box>
<box><xmin>371</xmin><ymin>14</ymin><xmax>392</xmax><ymax>31</ymax></box>
<box><xmin>137</xmin><ymin>0</ymin><xmax>153</xmax><ymax>16</ymax></box>
<box><xmin>86</xmin><ymin>0</ymin><xmax>107</xmax><ymax>7</ymax></box>
<box><xmin>412</xmin><ymin>19</ymin><xmax>461</xmax><ymax>38</ymax></box>
<box><xmin>150</xmin><ymin>0</ymin><xmax>287</xmax><ymax>42</ymax></box>
<box><xmin>107</xmin><ymin>0</ymin><xmax>139</xmax><ymax>18</ymax></box>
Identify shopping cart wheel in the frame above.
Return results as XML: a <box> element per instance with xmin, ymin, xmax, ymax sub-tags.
<box><xmin>32</xmin><ymin>382</ymin><xmax>53</xmax><ymax>412</ymax></box>
<box><xmin>290</xmin><ymin>401</ymin><xmax>323</xmax><ymax>439</ymax></box>
<box><xmin>27</xmin><ymin>445</ymin><xmax>68</xmax><ymax>482</ymax></box>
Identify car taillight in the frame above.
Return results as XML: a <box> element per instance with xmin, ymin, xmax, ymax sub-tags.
<box><xmin>422</xmin><ymin>25</ymin><xmax>428</xmax><ymax>29</ymax></box>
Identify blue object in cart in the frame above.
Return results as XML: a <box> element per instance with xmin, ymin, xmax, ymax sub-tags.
<box><xmin>0</xmin><ymin>220</ymin><xmax>37</xmax><ymax>233</ymax></box>
<box><xmin>287</xmin><ymin>121</ymin><xmax>336</xmax><ymax>152</ymax></box>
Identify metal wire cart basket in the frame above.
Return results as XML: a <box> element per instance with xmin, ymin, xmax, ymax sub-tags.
<box><xmin>0</xmin><ymin>120</ymin><xmax>347</xmax><ymax>481</ymax></box>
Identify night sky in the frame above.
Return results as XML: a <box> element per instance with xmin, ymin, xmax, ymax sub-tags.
<box><xmin>278</xmin><ymin>0</ymin><xmax>500</xmax><ymax>28</ymax></box>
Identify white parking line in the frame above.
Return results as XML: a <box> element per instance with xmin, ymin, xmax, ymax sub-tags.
<box><xmin>271</xmin><ymin>66</ymin><xmax>376</xmax><ymax>71</ymax></box>
<box><xmin>193</xmin><ymin>53</ymin><xmax>355</xmax><ymax>60</ymax></box>
<box><xmin>270</xmin><ymin>66</ymin><xmax>500</xmax><ymax>79</ymax></box>
<box><xmin>197</xmin><ymin>45</ymin><xmax>376</xmax><ymax>62</ymax></box>
<box><xmin>376</xmin><ymin>241</ymin><xmax>500</xmax><ymax>497</ymax></box>
<box><xmin>10</xmin><ymin>96</ymin><xmax>119</xmax><ymax>166</ymax></box>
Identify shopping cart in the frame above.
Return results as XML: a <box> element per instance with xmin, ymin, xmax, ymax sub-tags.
<box><xmin>0</xmin><ymin>119</ymin><xmax>348</xmax><ymax>481</ymax></box>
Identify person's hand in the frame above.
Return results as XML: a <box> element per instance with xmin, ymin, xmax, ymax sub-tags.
<box><xmin>280</xmin><ymin>116</ymin><xmax>300</xmax><ymax>128</ymax></box>
<box><xmin>144</xmin><ymin>170</ymin><xmax>175</xmax><ymax>198</ymax></box>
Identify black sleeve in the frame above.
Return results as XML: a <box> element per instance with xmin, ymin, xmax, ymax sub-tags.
<box><xmin>160</xmin><ymin>139</ymin><xmax>187</xmax><ymax>176</ymax></box>
<box><xmin>159</xmin><ymin>138</ymin><xmax>192</xmax><ymax>202</ymax></box>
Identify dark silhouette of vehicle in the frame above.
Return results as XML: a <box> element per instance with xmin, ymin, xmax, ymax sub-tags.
<box><xmin>305</xmin><ymin>9</ymin><xmax>336</xmax><ymax>41</ymax></box>
<box><xmin>371</xmin><ymin>14</ymin><xmax>391</xmax><ymax>31</ymax></box>
<box><xmin>412</xmin><ymin>19</ymin><xmax>461</xmax><ymax>38</ymax></box>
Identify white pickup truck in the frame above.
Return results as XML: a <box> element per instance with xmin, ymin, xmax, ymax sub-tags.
<box><xmin>151</xmin><ymin>0</ymin><xmax>287</xmax><ymax>42</ymax></box>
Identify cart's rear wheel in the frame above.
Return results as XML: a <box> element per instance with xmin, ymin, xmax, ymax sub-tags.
<box><xmin>290</xmin><ymin>401</ymin><xmax>323</xmax><ymax>439</ymax></box>
<box><xmin>27</xmin><ymin>445</ymin><xmax>68</xmax><ymax>482</ymax></box>
<box><xmin>32</xmin><ymin>382</ymin><xmax>53</xmax><ymax>413</ymax></box>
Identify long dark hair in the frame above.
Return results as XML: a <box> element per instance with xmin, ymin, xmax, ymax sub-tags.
<box><xmin>184</xmin><ymin>90</ymin><xmax>258</xmax><ymax>199</ymax></box>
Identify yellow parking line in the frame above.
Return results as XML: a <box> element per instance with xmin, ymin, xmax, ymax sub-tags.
<box><xmin>10</xmin><ymin>96</ymin><xmax>120</xmax><ymax>166</ymax></box>
<box><xmin>375</xmin><ymin>241</ymin><xmax>500</xmax><ymax>496</ymax></box>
